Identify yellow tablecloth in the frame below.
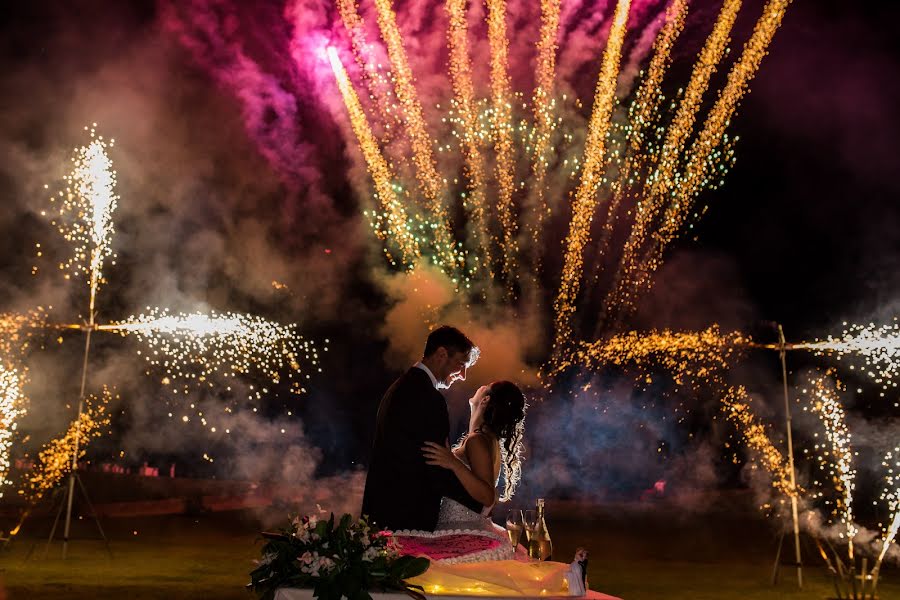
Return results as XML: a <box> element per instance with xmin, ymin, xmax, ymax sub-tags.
<box><xmin>406</xmin><ymin>560</ymin><xmax>571</xmax><ymax>596</ymax></box>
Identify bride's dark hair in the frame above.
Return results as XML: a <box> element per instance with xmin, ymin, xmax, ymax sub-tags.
<box><xmin>482</xmin><ymin>381</ymin><xmax>527</xmax><ymax>502</ymax></box>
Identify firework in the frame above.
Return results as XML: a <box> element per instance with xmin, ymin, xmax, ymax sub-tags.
<box><xmin>552</xmin><ymin>0</ymin><xmax>631</xmax><ymax>358</ymax></box>
<box><xmin>100</xmin><ymin>309</ymin><xmax>321</xmax><ymax>395</ymax></box>
<box><xmin>486</xmin><ymin>0</ymin><xmax>518</xmax><ymax>282</ymax></box>
<box><xmin>328</xmin><ymin>47</ymin><xmax>420</xmax><ymax>267</ymax></box>
<box><xmin>875</xmin><ymin>445</ymin><xmax>900</xmax><ymax>571</ymax></box>
<box><xmin>611</xmin><ymin>0</ymin><xmax>793</xmax><ymax>315</ymax></box>
<box><xmin>335</xmin><ymin>0</ymin><xmax>397</xmax><ymax>127</ymax></box>
<box><xmin>792</xmin><ymin>320</ymin><xmax>900</xmax><ymax>395</ymax></box>
<box><xmin>371</xmin><ymin>0</ymin><xmax>460</xmax><ymax>274</ymax></box>
<box><xmin>523</xmin><ymin>0</ymin><xmax>561</xmax><ymax>259</ymax></box>
<box><xmin>324</xmin><ymin>0</ymin><xmax>790</xmax><ymax>360</ymax></box>
<box><xmin>47</xmin><ymin>124</ymin><xmax>118</xmax><ymax>307</ymax></box>
<box><xmin>611</xmin><ymin>0</ymin><xmax>740</xmax><ymax>317</ymax></box>
<box><xmin>19</xmin><ymin>387</ymin><xmax>112</xmax><ymax>506</ymax></box>
<box><xmin>589</xmin><ymin>0</ymin><xmax>688</xmax><ymax>304</ymax></box>
<box><xmin>567</xmin><ymin>325</ymin><xmax>744</xmax><ymax>384</ymax></box>
<box><xmin>720</xmin><ymin>384</ymin><xmax>798</xmax><ymax>498</ymax></box>
<box><xmin>803</xmin><ymin>371</ymin><xmax>858</xmax><ymax>558</ymax></box>
<box><xmin>0</xmin><ymin>364</ymin><xmax>26</xmax><ymax>496</ymax></box>
<box><xmin>445</xmin><ymin>0</ymin><xmax>493</xmax><ymax>275</ymax></box>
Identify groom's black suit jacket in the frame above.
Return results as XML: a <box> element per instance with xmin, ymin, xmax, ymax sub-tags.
<box><xmin>361</xmin><ymin>367</ymin><xmax>482</xmax><ymax>531</ymax></box>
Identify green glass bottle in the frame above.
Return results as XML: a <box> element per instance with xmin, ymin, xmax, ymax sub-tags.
<box><xmin>528</xmin><ymin>498</ymin><xmax>553</xmax><ymax>560</ymax></box>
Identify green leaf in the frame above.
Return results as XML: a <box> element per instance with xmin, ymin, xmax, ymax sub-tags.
<box><xmin>390</xmin><ymin>556</ymin><xmax>430</xmax><ymax>580</ymax></box>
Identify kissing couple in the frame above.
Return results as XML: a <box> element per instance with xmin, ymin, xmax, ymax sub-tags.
<box><xmin>361</xmin><ymin>325</ymin><xmax>527</xmax><ymax>534</ymax></box>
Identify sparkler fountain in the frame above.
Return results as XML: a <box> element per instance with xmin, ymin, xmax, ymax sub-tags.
<box><xmin>48</xmin><ymin>126</ymin><xmax>118</xmax><ymax>558</ymax></box>
<box><xmin>0</xmin><ymin>126</ymin><xmax>323</xmax><ymax>556</ymax></box>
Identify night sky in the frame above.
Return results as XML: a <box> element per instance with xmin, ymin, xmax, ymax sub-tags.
<box><xmin>0</xmin><ymin>0</ymin><xmax>898</xmax><ymax>503</ymax></box>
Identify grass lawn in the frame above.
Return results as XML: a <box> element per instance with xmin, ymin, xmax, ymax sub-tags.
<box><xmin>0</xmin><ymin>500</ymin><xmax>896</xmax><ymax>599</ymax></box>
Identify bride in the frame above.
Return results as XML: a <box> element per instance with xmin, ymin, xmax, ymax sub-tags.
<box><xmin>422</xmin><ymin>381</ymin><xmax>527</xmax><ymax>534</ymax></box>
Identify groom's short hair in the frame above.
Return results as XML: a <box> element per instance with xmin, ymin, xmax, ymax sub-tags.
<box><xmin>423</xmin><ymin>325</ymin><xmax>476</xmax><ymax>361</ymax></box>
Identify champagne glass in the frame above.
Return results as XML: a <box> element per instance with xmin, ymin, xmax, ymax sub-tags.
<box><xmin>505</xmin><ymin>509</ymin><xmax>524</xmax><ymax>549</ymax></box>
<box><xmin>523</xmin><ymin>509</ymin><xmax>537</xmax><ymax>544</ymax></box>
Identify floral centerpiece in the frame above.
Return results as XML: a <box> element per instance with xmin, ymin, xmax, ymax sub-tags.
<box><xmin>248</xmin><ymin>512</ymin><xmax>430</xmax><ymax>600</ymax></box>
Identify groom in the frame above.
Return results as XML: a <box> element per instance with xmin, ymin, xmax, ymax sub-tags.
<box><xmin>361</xmin><ymin>325</ymin><xmax>483</xmax><ymax>531</ymax></box>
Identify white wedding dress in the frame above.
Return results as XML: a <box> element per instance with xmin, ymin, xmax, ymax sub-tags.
<box><xmin>435</xmin><ymin>453</ymin><xmax>506</xmax><ymax>537</ymax></box>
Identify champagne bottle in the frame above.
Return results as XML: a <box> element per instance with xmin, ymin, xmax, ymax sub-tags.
<box><xmin>528</xmin><ymin>498</ymin><xmax>552</xmax><ymax>560</ymax></box>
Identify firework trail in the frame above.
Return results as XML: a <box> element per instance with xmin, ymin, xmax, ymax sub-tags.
<box><xmin>371</xmin><ymin>0</ymin><xmax>459</xmax><ymax>274</ymax></box>
<box><xmin>566</xmin><ymin>325</ymin><xmax>744</xmax><ymax>384</ymax></box>
<box><xmin>552</xmin><ymin>0</ymin><xmax>631</xmax><ymax>359</ymax></box>
<box><xmin>19</xmin><ymin>387</ymin><xmax>112</xmax><ymax>507</ymax></box>
<box><xmin>445</xmin><ymin>0</ymin><xmax>493</xmax><ymax>275</ymax></box>
<box><xmin>610</xmin><ymin>0</ymin><xmax>793</xmax><ymax>318</ymax></box>
<box><xmin>523</xmin><ymin>0</ymin><xmax>561</xmax><ymax>255</ymax></box>
<box><xmin>588</xmin><ymin>0</ymin><xmax>688</xmax><ymax>328</ymax></box>
<box><xmin>100</xmin><ymin>309</ymin><xmax>321</xmax><ymax>395</ymax></box>
<box><xmin>0</xmin><ymin>365</ymin><xmax>26</xmax><ymax>496</ymax></box>
<box><xmin>328</xmin><ymin>47</ymin><xmax>420</xmax><ymax>267</ymax></box>
<box><xmin>720</xmin><ymin>384</ymin><xmax>798</xmax><ymax>498</ymax></box>
<box><xmin>875</xmin><ymin>445</ymin><xmax>900</xmax><ymax>571</ymax></box>
<box><xmin>48</xmin><ymin>124</ymin><xmax>118</xmax><ymax>312</ymax></box>
<box><xmin>804</xmin><ymin>371</ymin><xmax>857</xmax><ymax>558</ymax></box>
<box><xmin>486</xmin><ymin>0</ymin><xmax>518</xmax><ymax>283</ymax></box>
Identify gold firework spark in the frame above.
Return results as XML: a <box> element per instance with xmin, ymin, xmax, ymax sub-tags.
<box><xmin>553</xmin><ymin>0</ymin><xmax>632</xmax><ymax>359</ymax></box>
<box><xmin>720</xmin><ymin>384</ymin><xmax>798</xmax><ymax>498</ymax></box>
<box><xmin>486</xmin><ymin>0</ymin><xmax>518</xmax><ymax>283</ymax></box>
<box><xmin>567</xmin><ymin>325</ymin><xmax>743</xmax><ymax>384</ymax></box>
<box><xmin>371</xmin><ymin>0</ymin><xmax>459</xmax><ymax>274</ymax></box>
<box><xmin>19</xmin><ymin>387</ymin><xmax>112</xmax><ymax>506</ymax></box>
<box><xmin>335</xmin><ymin>0</ymin><xmax>398</xmax><ymax>127</ymax></box>
<box><xmin>446</xmin><ymin>0</ymin><xmax>493</xmax><ymax>275</ymax></box>
<box><xmin>100</xmin><ymin>309</ymin><xmax>321</xmax><ymax>395</ymax></box>
<box><xmin>589</xmin><ymin>0</ymin><xmax>688</xmax><ymax>323</ymax></box>
<box><xmin>613</xmin><ymin>0</ymin><xmax>740</xmax><ymax>311</ymax></box>
<box><xmin>523</xmin><ymin>0</ymin><xmax>561</xmax><ymax>254</ymax></box>
<box><xmin>614</xmin><ymin>0</ymin><xmax>793</xmax><ymax>313</ymax></box>
<box><xmin>328</xmin><ymin>47</ymin><xmax>420</xmax><ymax>267</ymax></box>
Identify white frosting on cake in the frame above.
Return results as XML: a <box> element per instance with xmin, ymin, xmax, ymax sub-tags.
<box><xmin>393</xmin><ymin>527</ymin><xmax>514</xmax><ymax>564</ymax></box>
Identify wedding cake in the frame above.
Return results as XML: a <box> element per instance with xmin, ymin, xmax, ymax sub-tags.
<box><xmin>392</xmin><ymin>527</ymin><xmax>514</xmax><ymax>564</ymax></box>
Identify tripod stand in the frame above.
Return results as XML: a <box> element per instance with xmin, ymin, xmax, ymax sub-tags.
<box><xmin>19</xmin><ymin>469</ymin><xmax>113</xmax><ymax>561</ymax></box>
